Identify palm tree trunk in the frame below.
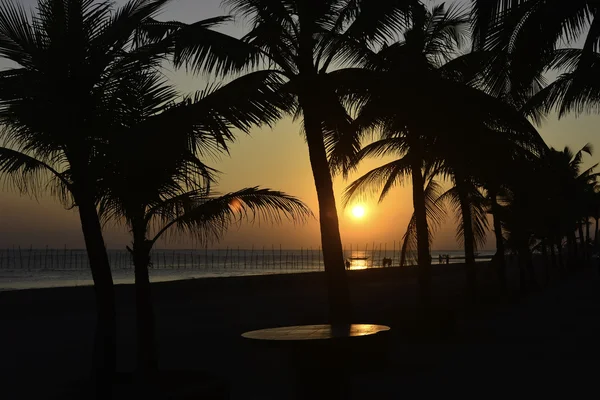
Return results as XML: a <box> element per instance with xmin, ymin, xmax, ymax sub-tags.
<box><xmin>567</xmin><ymin>231</ymin><xmax>578</xmax><ymax>270</ymax></box>
<box><xmin>131</xmin><ymin>231</ymin><xmax>158</xmax><ymax>378</ymax></box>
<box><xmin>594</xmin><ymin>218</ymin><xmax>600</xmax><ymax>251</ymax></box>
<box><xmin>300</xmin><ymin>95</ymin><xmax>351</xmax><ymax>324</ymax></box>
<box><xmin>456</xmin><ymin>179</ymin><xmax>476</xmax><ymax>300</ymax></box>
<box><xmin>489</xmin><ymin>190</ymin><xmax>507</xmax><ymax>293</ymax></box>
<box><xmin>595</xmin><ymin>217</ymin><xmax>599</xmax><ymax>249</ymax></box>
<box><xmin>77</xmin><ymin>198</ymin><xmax>116</xmax><ymax>398</ymax></box>
<box><xmin>549</xmin><ymin>240</ymin><xmax>557</xmax><ymax>281</ymax></box>
<box><xmin>585</xmin><ymin>219</ymin><xmax>591</xmax><ymax>266</ymax></box>
<box><xmin>410</xmin><ymin>161</ymin><xmax>431</xmax><ymax>306</ymax></box>
<box><xmin>525</xmin><ymin>246</ymin><xmax>536</xmax><ymax>289</ymax></box>
<box><xmin>557</xmin><ymin>237</ymin><xmax>566</xmax><ymax>276</ymax></box>
<box><xmin>541</xmin><ymin>240</ymin><xmax>550</xmax><ymax>286</ymax></box>
<box><xmin>578</xmin><ymin>222</ymin><xmax>586</xmax><ymax>264</ymax></box>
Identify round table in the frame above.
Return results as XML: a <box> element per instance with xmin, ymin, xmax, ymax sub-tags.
<box><xmin>242</xmin><ymin>323</ymin><xmax>390</xmax><ymax>341</ymax></box>
<box><xmin>242</xmin><ymin>324</ymin><xmax>391</xmax><ymax>398</ymax></box>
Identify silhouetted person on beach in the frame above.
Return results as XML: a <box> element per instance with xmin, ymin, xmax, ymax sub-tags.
<box><xmin>345</xmin><ymin>260</ymin><xmax>351</xmax><ymax>270</ymax></box>
<box><xmin>445</xmin><ymin>255</ymin><xmax>450</xmax><ymax>264</ymax></box>
<box><xmin>439</xmin><ymin>254</ymin><xmax>443</xmax><ymax>264</ymax></box>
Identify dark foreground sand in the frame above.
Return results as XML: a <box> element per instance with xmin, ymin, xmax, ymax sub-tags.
<box><xmin>1</xmin><ymin>262</ymin><xmax>598</xmax><ymax>399</ymax></box>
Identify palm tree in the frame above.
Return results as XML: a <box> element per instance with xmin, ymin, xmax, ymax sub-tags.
<box><xmin>162</xmin><ymin>0</ymin><xmax>425</xmax><ymax>323</ymax></box>
<box><xmin>507</xmin><ymin>145</ymin><xmax>598</xmax><ymax>278</ymax></box>
<box><xmin>92</xmin><ymin>70</ymin><xmax>310</xmax><ymax>377</ymax></box>
<box><xmin>0</xmin><ymin>0</ymin><xmax>272</xmax><ymax>392</ymax></box>
<box><xmin>341</xmin><ymin>3</ymin><xmax>470</xmax><ymax>304</ymax></box>
<box><xmin>110</xmin><ymin>186</ymin><xmax>311</xmax><ymax>377</ymax></box>
<box><xmin>0</xmin><ymin>0</ymin><xmax>173</xmax><ymax>392</ymax></box>
<box><xmin>342</xmin><ymin>3</ymin><xmax>545</xmax><ymax>301</ymax></box>
<box><xmin>470</xmin><ymin>0</ymin><xmax>597</xmax><ymax>106</ymax></box>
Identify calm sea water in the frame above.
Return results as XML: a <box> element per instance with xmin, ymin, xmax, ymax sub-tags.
<box><xmin>0</xmin><ymin>248</ymin><xmax>494</xmax><ymax>291</ymax></box>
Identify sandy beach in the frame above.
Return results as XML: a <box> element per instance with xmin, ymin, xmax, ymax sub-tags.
<box><xmin>1</xmin><ymin>262</ymin><xmax>598</xmax><ymax>399</ymax></box>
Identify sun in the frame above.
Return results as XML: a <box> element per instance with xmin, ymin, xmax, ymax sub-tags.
<box><xmin>351</xmin><ymin>205</ymin><xmax>366</xmax><ymax>219</ymax></box>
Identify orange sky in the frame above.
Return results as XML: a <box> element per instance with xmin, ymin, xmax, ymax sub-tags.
<box><xmin>1</xmin><ymin>0</ymin><xmax>599</xmax><ymax>250</ymax></box>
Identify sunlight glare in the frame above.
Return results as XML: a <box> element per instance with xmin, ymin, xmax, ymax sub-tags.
<box><xmin>351</xmin><ymin>205</ymin><xmax>366</xmax><ymax>219</ymax></box>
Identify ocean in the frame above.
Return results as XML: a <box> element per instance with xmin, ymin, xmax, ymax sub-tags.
<box><xmin>0</xmin><ymin>247</ymin><xmax>495</xmax><ymax>291</ymax></box>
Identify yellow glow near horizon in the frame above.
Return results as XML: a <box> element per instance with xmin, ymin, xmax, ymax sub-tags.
<box><xmin>351</xmin><ymin>205</ymin><xmax>366</xmax><ymax>219</ymax></box>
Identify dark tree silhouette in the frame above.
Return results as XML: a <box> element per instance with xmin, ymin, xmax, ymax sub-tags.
<box><xmin>341</xmin><ymin>3</ymin><xmax>545</xmax><ymax>301</ymax></box>
<box><xmin>0</xmin><ymin>0</ymin><xmax>176</xmax><ymax>394</ymax></box>
<box><xmin>94</xmin><ymin>70</ymin><xmax>311</xmax><ymax>378</ymax></box>
<box><xmin>163</xmin><ymin>0</ymin><xmax>424</xmax><ymax>322</ymax></box>
<box><xmin>0</xmin><ymin>0</ymin><xmax>272</xmax><ymax>394</ymax></box>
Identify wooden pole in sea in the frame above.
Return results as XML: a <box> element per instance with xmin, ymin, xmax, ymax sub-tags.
<box><xmin>271</xmin><ymin>245</ymin><xmax>275</xmax><ymax>270</ymax></box>
<box><xmin>372</xmin><ymin>242</ymin><xmax>375</xmax><ymax>268</ymax></box>
<box><xmin>279</xmin><ymin>244</ymin><xmax>282</xmax><ymax>270</ymax></box>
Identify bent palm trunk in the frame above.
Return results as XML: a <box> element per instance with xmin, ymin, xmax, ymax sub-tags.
<box><xmin>456</xmin><ymin>179</ymin><xmax>476</xmax><ymax>300</ymax></box>
<box><xmin>77</xmin><ymin>197</ymin><xmax>116</xmax><ymax>398</ymax></box>
<box><xmin>301</xmin><ymin>95</ymin><xmax>351</xmax><ymax>324</ymax></box>
<box><xmin>410</xmin><ymin>161</ymin><xmax>432</xmax><ymax>306</ymax></box>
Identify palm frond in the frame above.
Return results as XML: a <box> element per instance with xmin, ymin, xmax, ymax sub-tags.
<box><xmin>137</xmin><ymin>16</ymin><xmax>262</xmax><ymax>75</ymax></box>
<box><xmin>151</xmin><ymin>187</ymin><xmax>313</xmax><ymax>244</ymax></box>
<box><xmin>437</xmin><ymin>183</ymin><xmax>489</xmax><ymax>251</ymax></box>
<box><xmin>0</xmin><ymin>145</ymin><xmax>70</xmax><ymax>198</ymax></box>
<box><xmin>343</xmin><ymin>155</ymin><xmax>413</xmax><ymax>206</ymax></box>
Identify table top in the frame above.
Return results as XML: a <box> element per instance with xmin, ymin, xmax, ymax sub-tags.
<box><xmin>242</xmin><ymin>324</ymin><xmax>390</xmax><ymax>341</ymax></box>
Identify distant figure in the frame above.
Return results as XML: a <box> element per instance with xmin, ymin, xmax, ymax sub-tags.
<box><xmin>345</xmin><ymin>260</ymin><xmax>351</xmax><ymax>270</ymax></box>
<box><xmin>445</xmin><ymin>254</ymin><xmax>450</xmax><ymax>265</ymax></box>
<box><xmin>382</xmin><ymin>257</ymin><xmax>392</xmax><ymax>267</ymax></box>
<box><xmin>439</xmin><ymin>254</ymin><xmax>443</xmax><ymax>264</ymax></box>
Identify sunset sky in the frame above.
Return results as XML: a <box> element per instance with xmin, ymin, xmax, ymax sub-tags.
<box><xmin>1</xmin><ymin>0</ymin><xmax>599</xmax><ymax>251</ymax></box>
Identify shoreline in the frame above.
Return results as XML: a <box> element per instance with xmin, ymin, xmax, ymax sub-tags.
<box><xmin>0</xmin><ymin>259</ymin><xmax>493</xmax><ymax>292</ymax></box>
